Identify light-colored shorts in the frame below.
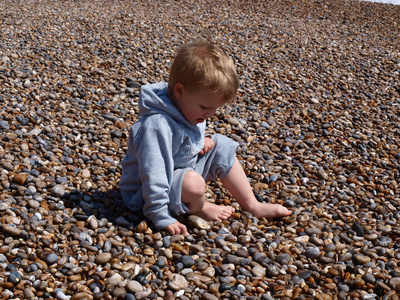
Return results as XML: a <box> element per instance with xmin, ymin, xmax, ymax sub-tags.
<box><xmin>169</xmin><ymin>134</ymin><xmax>238</xmax><ymax>216</ymax></box>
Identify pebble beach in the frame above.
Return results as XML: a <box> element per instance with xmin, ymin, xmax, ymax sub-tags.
<box><xmin>1</xmin><ymin>0</ymin><xmax>400</xmax><ymax>299</ymax></box>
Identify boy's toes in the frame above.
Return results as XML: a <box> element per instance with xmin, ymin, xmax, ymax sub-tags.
<box><xmin>278</xmin><ymin>205</ymin><xmax>292</xmax><ymax>216</ymax></box>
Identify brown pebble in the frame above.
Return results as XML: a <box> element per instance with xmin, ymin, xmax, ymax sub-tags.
<box><xmin>71</xmin><ymin>292</ymin><xmax>93</xmax><ymax>300</ymax></box>
<box><xmin>1</xmin><ymin>224</ymin><xmax>22</xmax><ymax>237</ymax></box>
<box><xmin>12</xmin><ymin>173</ymin><xmax>28</xmax><ymax>185</ymax></box>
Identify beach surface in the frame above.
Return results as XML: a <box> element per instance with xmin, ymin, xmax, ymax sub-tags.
<box><xmin>0</xmin><ymin>0</ymin><xmax>400</xmax><ymax>299</ymax></box>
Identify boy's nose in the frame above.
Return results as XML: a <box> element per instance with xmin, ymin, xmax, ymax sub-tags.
<box><xmin>204</xmin><ymin>109</ymin><xmax>216</xmax><ymax>118</ymax></box>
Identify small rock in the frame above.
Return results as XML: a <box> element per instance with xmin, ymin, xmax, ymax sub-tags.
<box><xmin>275</xmin><ymin>253</ymin><xmax>292</xmax><ymax>265</ymax></box>
<box><xmin>188</xmin><ymin>215</ymin><xmax>211</xmax><ymax>230</ymax></box>
<box><xmin>354</xmin><ymin>254</ymin><xmax>371</xmax><ymax>264</ymax></box>
<box><xmin>252</xmin><ymin>265</ymin><xmax>266</xmax><ymax>277</ymax></box>
<box><xmin>95</xmin><ymin>253</ymin><xmax>112</xmax><ymax>265</ymax></box>
<box><xmin>8</xmin><ymin>271</ymin><xmax>22</xmax><ymax>285</ymax></box>
<box><xmin>112</xmin><ymin>287</ymin><xmax>127</xmax><ymax>298</ymax></box>
<box><xmin>126</xmin><ymin>280</ymin><xmax>144</xmax><ymax>293</ymax></box>
<box><xmin>46</xmin><ymin>253</ymin><xmax>59</xmax><ymax>265</ymax></box>
<box><xmin>202</xmin><ymin>293</ymin><xmax>219</xmax><ymax>300</ymax></box>
<box><xmin>202</xmin><ymin>267</ymin><xmax>215</xmax><ymax>278</ymax></box>
<box><xmin>135</xmin><ymin>287</ymin><xmax>152</xmax><ymax>300</ymax></box>
<box><xmin>227</xmin><ymin>118</ymin><xmax>239</xmax><ymax>125</ymax></box>
<box><xmin>56</xmin><ymin>290</ymin><xmax>70</xmax><ymax>300</ymax></box>
<box><xmin>71</xmin><ymin>293</ymin><xmax>93</xmax><ymax>300</ymax></box>
<box><xmin>13</xmin><ymin>173</ymin><xmax>28</xmax><ymax>185</ymax></box>
<box><xmin>0</xmin><ymin>120</ymin><xmax>10</xmax><ymax>130</ymax></box>
<box><xmin>179</xmin><ymin>255</ymin><xmax>195</xmax><ymax>268</ymax></box>
<box><xmin>2</xmin><ymin>224</ymin><xmax>22</xmax><ymax>237</ymax></box>
<box><xmin>168</xmin><ymin>274</ymin><xmax>188</xmax><ymax>290</ymax></box>
<box><xmin>352</xmin><ymin>222</ymin><xmax>364</xmax><ymax>236</ymax></box>
<box><xmin>317</xmin><ymin>169</ymin><xmax>329</xmax><ymax>180</ymax></box>
<box><xmin>305</xmin><ymin>247</ymin><xmax>321</xmax><ymax>259</ymax></box>
<box><xmin>107</xmin><ymin>273</ymin><xmax>124</xmax><ymax>286</ymax></box>
<box><xmin>389</xmin><ymin>277</ymin><xmax>400</xmax><ymax>290</ymax></box>
<box><xmin>81</xmin><ymin>169</ymin><xmax>91</xmax><ymax>178</ymax></box>
<box><xmin>51</xmin><ymin>185</ymin><xmax>66</xmax><ymax>198</ymax></box>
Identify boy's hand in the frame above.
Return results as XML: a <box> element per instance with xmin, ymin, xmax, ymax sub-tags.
<box><xmin>166</xmin><ymin>221</ymin><xmax>188</xmax><ymax>235</ymax></box>
<box><xmin>199</xmin><ymin>137</ymin><xmax>215</xmax><ymax>155</ymax></box>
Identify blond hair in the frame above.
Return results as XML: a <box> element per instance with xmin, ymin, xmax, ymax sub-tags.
<box><xmin>168</xmin><ymin>42</ymin><xmax>239</xmax><ymax>102</ymax></box>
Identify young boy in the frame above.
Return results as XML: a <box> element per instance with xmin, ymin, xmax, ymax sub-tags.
<box><xmin>120</xmin><ymin>42</ymin><xmax>291</xmax><ymax>235</ymax></box>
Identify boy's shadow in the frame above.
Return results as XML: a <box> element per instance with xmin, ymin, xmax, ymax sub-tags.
<box><xmin>62</xmin><ymin>187</ymin><xmax>151</xmax><ymax>232</ymax></box>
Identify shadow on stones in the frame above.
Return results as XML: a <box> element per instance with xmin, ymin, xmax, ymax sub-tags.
<box><xmin>62</xmin><ymin>187</ymin><xmax>154</xmax><ymax>232</ymax></box>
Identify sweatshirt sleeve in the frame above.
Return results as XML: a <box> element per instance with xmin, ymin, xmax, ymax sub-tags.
<box><xmin>134</xmin><ymin>116</ymin><xmax>180</xmax><ymax>229</ymax></box>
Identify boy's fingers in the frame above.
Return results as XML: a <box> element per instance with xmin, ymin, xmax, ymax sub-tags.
<box><xmin>180</xmin><ymin>224</ymin><xmax>188</xmax><ymax>235</ymax></box>
<box><xmin>167</xmin><ymin>222</ymin><xmax>188</xmax><ymax>236</ymax></box>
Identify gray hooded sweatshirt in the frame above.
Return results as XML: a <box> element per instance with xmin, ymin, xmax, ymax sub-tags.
<box><xmin>120</xmin><ymin>82</ymin><xmax>206</xmax><ymax>229</ymax></box>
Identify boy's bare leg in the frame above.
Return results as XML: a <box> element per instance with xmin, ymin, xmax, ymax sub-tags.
<box><xmin>182</xmin><ymin>171</ymin><xmax>234</xmax><ymax>221</ymax></box>
<box><xmin>221</xmin><ymin>158</ymin><xmax>292</xmax><ymax>218</ymax></box>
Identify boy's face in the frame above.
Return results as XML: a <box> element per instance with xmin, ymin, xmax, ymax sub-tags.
<box><xmin>173</xmin><ymin>83</ymin><xmax>226</xmax><ymax>125</ymax></box>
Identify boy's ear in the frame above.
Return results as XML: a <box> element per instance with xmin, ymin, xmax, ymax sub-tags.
<box><xmin>174</xmin><ymin>83</ymin><xmax>185</xmax><ymax>100</ymax></box>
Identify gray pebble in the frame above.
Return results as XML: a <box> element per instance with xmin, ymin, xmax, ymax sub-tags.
<box><xmin>51</xmin><ymin>185</ymin><xmax>66</xmax><ymax>198</ymax></box>
<box><xmin>305</xmin><ymin>247</ymin><xmax>320</xmax><ymax>259</ymax></box>
<box><xmin>9</xmin><ymin>271</ymin><xmax>22</xmax><ymax>285</ymax></box>
<box><xmin>46</xmin><ymin>253</ymin><xmax>59</xmax><ymax>265</ymax></box>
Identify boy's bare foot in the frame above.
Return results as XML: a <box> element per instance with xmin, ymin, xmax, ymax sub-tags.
<box><xmin>247</xmin><ymin>202</ymin><xmax>292</xmax><ymax>219</ymax></box>
<box><xmin>198</xmin><ymin>202</ymin><xmax>235</xmax><ymax>221</ymax></box>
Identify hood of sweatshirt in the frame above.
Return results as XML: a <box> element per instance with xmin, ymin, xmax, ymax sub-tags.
<box><xmin>138</xmin><ymin>82</ymin><xmax>197</xmax><ymax>129</ymax></box>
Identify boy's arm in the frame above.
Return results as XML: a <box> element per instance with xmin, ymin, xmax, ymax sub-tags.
<box><xmin>135</xmin><ymin>118</ymin><xmax>180</xmax><ymax>230</ymax></box>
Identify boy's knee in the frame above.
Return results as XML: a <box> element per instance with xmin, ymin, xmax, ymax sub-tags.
<box><xmin>183</xmin><ymin>171</ymin><xmax>205</xmax><ymax>196</ymax></box>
